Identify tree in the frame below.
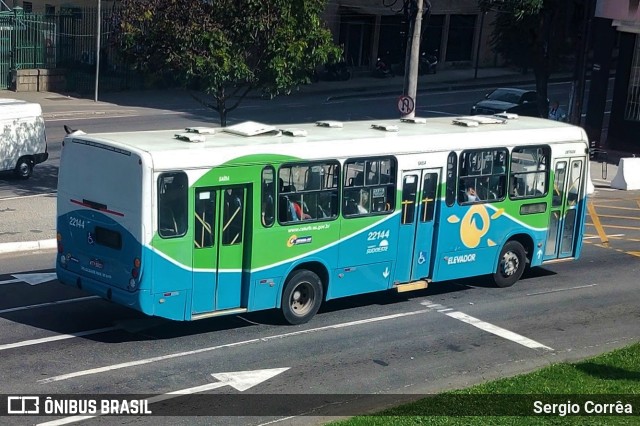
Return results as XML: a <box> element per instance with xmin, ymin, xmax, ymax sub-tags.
<box><xmin>479</xmin><ymin>0</ymin><xmax>585</xmax><ymax>117</ymax></box>
<box><xmin>116</xmin><ymin>0</ymin><xmax>340</xmax><ymax>126</ymax></box>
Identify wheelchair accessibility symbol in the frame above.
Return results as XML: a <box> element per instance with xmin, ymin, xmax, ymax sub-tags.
<box><xmin>397</xmin><ymin>95</ymin><xmax>415</xmax><ymax>115</ymax></box>
<box><xmin>417</xmin><ymin>251</ymin><xmax>426</xmax><ymax>264</ymax></box>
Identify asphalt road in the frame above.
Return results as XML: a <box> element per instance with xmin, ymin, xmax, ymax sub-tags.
<box><xmin>1</xmin><ymin>226</ymin><xmax>639</xmax><ymax>425</ymax></box>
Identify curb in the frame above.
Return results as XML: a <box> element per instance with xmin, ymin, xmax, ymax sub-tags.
<box><xmin>0</xmin><ymin>239</ymin><xmax>57</xmax><ymax>255</ymax></box>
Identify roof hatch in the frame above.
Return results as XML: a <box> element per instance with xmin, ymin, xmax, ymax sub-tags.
<box><xmin>223</xmin><ymin>121</ymin><xmax>281</xmax><ymax>137</ymax></box>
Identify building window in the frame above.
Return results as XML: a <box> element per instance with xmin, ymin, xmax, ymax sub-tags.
<box><xmin>446</xmin><ymin>14</ymin><xmax>477</xmax><ymax>62</ymax></box>
<box><xmin>624</xmin><ymin>35</ymin><xmax>640</xmax><ymax>122</ymax></box>
<box><xmin>45</xmin><ymin>4</ymin><xmax>55</xmax><ymax>16</ymax></box>
<box><xmin>22</xmin><ymin>2</ymin><xmax>33</xmax><ymax>13</ymax></box>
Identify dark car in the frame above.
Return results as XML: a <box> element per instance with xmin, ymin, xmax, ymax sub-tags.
<box><xmin>470</xmin><ymin>88</ymin><xmax>546</xmax><ymax>117</ymax></box>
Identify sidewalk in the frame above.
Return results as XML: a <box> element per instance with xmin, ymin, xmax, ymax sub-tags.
<box><xmin>0</xmin><ymin>66</ymin><xmax>630</xmax><ymax>255</ymax></box>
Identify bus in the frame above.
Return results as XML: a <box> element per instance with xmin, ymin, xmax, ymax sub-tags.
<box><xmin>56</xmin><ymin>116</ymin><xmax>590</xmax><ymax>325</ymax></box>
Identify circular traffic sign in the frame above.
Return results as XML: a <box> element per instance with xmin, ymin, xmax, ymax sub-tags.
<box><xmin>397</xmin><ymin>95</ymin><xmax>415</xmax><ymax>115</ymax></box>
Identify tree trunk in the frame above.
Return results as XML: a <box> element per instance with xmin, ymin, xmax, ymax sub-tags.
<box><xmin>533</xmin><ymin>8</ymin><xmax>554</xmax><ymax>118</ymax></box>
<box><xmin>217</xmin><ymin>86</ymin><xmax>227</xmax><ymax>127</ymax></box>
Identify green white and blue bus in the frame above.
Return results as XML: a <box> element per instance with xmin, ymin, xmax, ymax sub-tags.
<box><xmin>56</xmin><ymin>116</ymin><xmax>590</xmax><ymax>324</ymax></box>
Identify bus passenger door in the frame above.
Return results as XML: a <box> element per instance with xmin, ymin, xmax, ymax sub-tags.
<box><xmin>395</xmin><ymin>169</ymin><xmax>441</xmax><ymax>282</ymax></box>
<box><xmin>192</xmin><ymin>186</ymin><xmax>249</xmax><ymax>314</ymax></box>
<box><xmin>544</xmin><ymin>158</ymin><xmax>585</xmax><ymax>260</ymax></box>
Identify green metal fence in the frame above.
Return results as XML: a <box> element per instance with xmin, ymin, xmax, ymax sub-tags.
<box><xmin>0</xmin><ymin>7</ymin><xmax>144</xmax><ymax>93</ymax></box>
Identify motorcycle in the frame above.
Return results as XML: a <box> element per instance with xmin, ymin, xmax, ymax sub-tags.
<box><xmin>419</xmin><ymin>50</ymin><xmax>438</xmax><ymax>75</ymax></box>
<box><xmin>373</xmin><ymin>57</ymin><xmax>394</xmax><ymax>78</ymax></box>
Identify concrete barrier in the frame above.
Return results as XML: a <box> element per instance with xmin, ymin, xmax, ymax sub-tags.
<box><xmin>610</xmin><ymin>157</ymin><xmax>640</xmax><ymax>190</ymax></box>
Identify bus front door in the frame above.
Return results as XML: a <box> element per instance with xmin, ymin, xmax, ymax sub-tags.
<box><xmin>395</xmin><ymin>169</ymin><xmax>441</xmax><ymax>282</ymax></box>
<box><xmin>192</xmin><ymin>186</ymin><xmax>249</xmax><ymax>314</ymax></box>
<box><xmin>544</xmin><ymin>157</ymin><xmax>585</xmax><ymax>260</ymax></box>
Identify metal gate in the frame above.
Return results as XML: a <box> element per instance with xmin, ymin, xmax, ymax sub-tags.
<box><xmin>0</xmin><ymin>10</ymin><xmax>57</xmax><ymax>89</ymax></box>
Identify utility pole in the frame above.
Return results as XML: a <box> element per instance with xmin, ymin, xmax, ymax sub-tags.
<box><xmin>401</xmin><ymin>0</ymin><xmax>426</xmax><ymax>119</ymax></box>
<box><xmin>567</xmin><ymin>0</ymin><xmax>595</xmax><ymax>125</ymax></box>
<box><xmin>94</xmin><ymin>0</ymin><xmax>101</xmax><ymax>102</ymax></box>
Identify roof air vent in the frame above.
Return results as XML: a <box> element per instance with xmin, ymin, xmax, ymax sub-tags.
<box><xmin>185</xmin><ymin>127</ymin><xmax>216</xmax><ymax>134</ymax></box>
<box><xmin>316</xmin><ymin>120</ymin><xmax>343</xmax><ymax>128</ymax></box>
<box><xmin>371</xmin><ymin>124</ymin><xmax>399</xmax><ymax>132</ymax></box>
<box><xmin>493</xmin><ymin>112</ymin><xmax>519</xmax><ymax>120</ymax></box>
<box><xmin>281</xmin><ymin>128</ymin><xmax>308</xmax><ymax>137</ymax></box>
<box><xmin>223</xmin><ymin>121</ymin><xmax>281</xmax><ymax>137</ymax></box>
<box><xmin>174</xmin><ymin>133</ymin><xmax>206</xmax><ymax>143</ymax></box>
<box><xmin>452</xmin><ymin>116</ymin><xmax>507</xmax><ymax>127</ymax></box>
<box><xmin>400</xmin><ymin>117</ymin><xmax>427</xmax><ymax>124</ymax></box>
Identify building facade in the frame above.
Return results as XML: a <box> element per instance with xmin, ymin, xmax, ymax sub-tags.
<box><xmin>322</xmin><ymin>0</ymin><xmax>495</xmax><ymax>71</ymax></box>
<box><xmin>587</xmin><ymin>0</ymin><xmax>640</xmax><ymax>152</ymax></box>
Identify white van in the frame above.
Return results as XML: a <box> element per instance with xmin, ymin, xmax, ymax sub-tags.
<box><xmin>0</xmin><ymin>99</ymin><xmax>48</xmax><ymax>179</ymax></box>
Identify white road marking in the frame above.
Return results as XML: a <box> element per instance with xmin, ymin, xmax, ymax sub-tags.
<box><xmin>583</xmin><ymin>234</ymin><xmax>624</xmax><ymax>240</ymax></box>
<box><xmin>445</xmin><ymin>311</ymin><xmax>553</xmax><ymax>351</ymax></box>
<box><xmin>421</xmin><ymin>300</ymin><xmax>553</xmax><ymax>351</ymax></box>
<box><xmin>0</xmin><ymin>327</ymin><xmax>118</xmax><ymax>352</ymax></box>
<box><xmin>526</xmin><ymin>283</ymin><xmax>598</xmax><ymax>296</ymax></box>
<box><xmin>0</xmin><ymin>296</ymin><xmax>100</xmax><ymax>314</ymax></box>
<box><xmin>0</xmin><ymin>192</ymin><xmax>57</xmax><ymax>201</ymax></box>
<box><xmin>38</xmin><ymin>309</ymin><xmax>430</xmax><ymax>384</ymax></box>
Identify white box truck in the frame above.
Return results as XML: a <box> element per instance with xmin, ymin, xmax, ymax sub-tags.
<box><xmin>0</xmin><ymin>99</ymin><xmax>48</xmax><ymax>179</ymax></box>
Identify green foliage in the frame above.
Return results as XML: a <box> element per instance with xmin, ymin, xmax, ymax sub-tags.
<box><xmin>116</xmin><ymin>0</ymin><xmax>340</xmax><ymax>125</ymax></box>
<box><xmin>483</xmin><ymin>0</ymin><xmax>581</xmax><ymax>73</ymax></box>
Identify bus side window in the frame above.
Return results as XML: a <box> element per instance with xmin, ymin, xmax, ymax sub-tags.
<box><xmin>158</xmin><ymin>172</ymin><xmax>188</xmax><ymax>238</ymax></box>
<box><xmin>445</xmin><ymin>152</ymin><xmax>457</xmax><ymax>207</ymax></box>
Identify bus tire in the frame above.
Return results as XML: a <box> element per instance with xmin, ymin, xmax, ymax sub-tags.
<box><xmin>493</xmin><ymin>241</ymin><xmax>526</xmax><ymax>288</ymax></box>
<box><xmin>14</xmin><ymin>157</ymin><xmax>33</xmax><ymax>179</ymax></box>
<box><xmin>281</xmin><ymin>270</ymin><xmax>323</xmax><ymax>325</ymax></box>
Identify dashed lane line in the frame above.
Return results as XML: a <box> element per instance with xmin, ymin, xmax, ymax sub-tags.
<box><xmin>420</xmin><ymin>300</ymin><xmax>553</xmax><ymax>351</ymax></box>
<box><xmin>37</xmin><ymin>309</ymin><xmax>431</xmax><ymax>384</ymax></box>
<box><xmin>0</xmin><ymin>327</ymin><xmax>119</xmax><ymax>352</ymax></box>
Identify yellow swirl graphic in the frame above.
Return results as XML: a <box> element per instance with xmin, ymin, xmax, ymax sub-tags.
<box><xmin>460</xmin><ymin>205</ymin><xmax>490</xmax><ymax>248</ymax></box>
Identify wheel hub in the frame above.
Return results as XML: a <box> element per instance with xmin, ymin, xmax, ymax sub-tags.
<box><xmin>502</xmin><ymin>252</ymin><xmax>519</xmax><ymax>276</ymax></box>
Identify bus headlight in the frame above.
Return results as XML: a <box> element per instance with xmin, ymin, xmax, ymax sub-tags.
<box><xmin>128</xmin><ymin>278</ymin><xmax>137</xmax><ymax>291</ymax></box>
<box><xmin>60</xmin><ymin>255</ymin><xmax>67</xmax><ymax>266</ymax></box>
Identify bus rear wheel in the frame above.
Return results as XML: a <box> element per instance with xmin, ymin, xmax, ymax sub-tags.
<box><xmin>281</xmin><ymin>270</ymin><xmax>323</xmax><ymax>325</ymax></box>
<box><xmin>493</xmin><ymin>241</ymin><xmax>526</xmax><ymax>288</ymax></box>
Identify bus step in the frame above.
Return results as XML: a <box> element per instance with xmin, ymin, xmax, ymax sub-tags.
<box><xmin>395</xmin><ymin>280</ymin><xmax>430</xmax><ymax>293</ymax></box>
<box><xmin>542</xmin><ymin>257</ymin><xmax>576</xmax><ymax>265</ymax></box>
<box><xmin>191</xmin><ymin>307</ymin><xmax>248</xmax><ymax>320</ymax></box>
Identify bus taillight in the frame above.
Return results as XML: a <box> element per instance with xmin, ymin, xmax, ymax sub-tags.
<box><xmin>129</xmin><ymin>257</ymin><xmax>141</xmax><ymax>291</ymax></box>
<box><xmin>56</xmin><ymin>233</ymin><xmax>63</xmax><ymax>253</ymax></box>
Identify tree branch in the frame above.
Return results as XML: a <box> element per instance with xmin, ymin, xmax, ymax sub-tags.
<box><xmin>188</xmin><ymin>91</ymin><xmax>219</xmax><ymax>112</ymax></box>
<box><xmin>226</xmin><ymin>85</ymin><xmax>254</xmax><ymax>113</ymax></box>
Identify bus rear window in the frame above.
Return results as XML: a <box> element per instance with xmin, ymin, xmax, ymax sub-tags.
<box><xmin>95</xmin><ymin>226</ymin><xmax>122</xmax><ymax>250</ymax></box>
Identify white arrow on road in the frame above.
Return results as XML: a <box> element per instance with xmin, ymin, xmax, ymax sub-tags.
<box><xmin>38</xmin><ymin>367</ymin><xmax>290</xmax><ymax>426</ymax></box>
<box><xmin>0</xmin><ymin>272</ymin><xmax>57</xmax><ymax>286</ymax></box>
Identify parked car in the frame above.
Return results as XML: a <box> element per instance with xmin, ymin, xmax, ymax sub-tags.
<box><xmin>470</xmin><ymin>88</ymin><xmax>546</xmax><ymax>117</ymax></box>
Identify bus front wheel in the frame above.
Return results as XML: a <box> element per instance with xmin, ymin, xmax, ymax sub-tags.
<box><xmin>493</xmin><ymin>241</ymin><xmax>526</xmax><ymax>288</ymax></box>
<box><xmin>281</xmin><ymin>270</ymin><xmax>323</xmax><ymax>325</ymax></box>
